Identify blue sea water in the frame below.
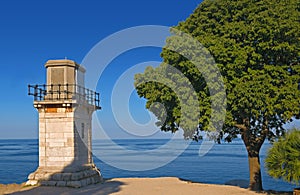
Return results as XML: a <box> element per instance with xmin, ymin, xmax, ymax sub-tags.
<box><xmin>0</xmin><ymin>139</ymin><xmax>297</xmax><ymax>191</ymax></box>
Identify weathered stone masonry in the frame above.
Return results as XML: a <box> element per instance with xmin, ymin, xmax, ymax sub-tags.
<box><xmin>27</xmin><ymin>59</ymin><xmax>102</xmax><ymax>187</ymax></box>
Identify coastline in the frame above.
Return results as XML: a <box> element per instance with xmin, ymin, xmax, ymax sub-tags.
<box><xmin>0</xmin><ymin>177</ymin><xmax>293</xmax><ymax>195</ymax></box>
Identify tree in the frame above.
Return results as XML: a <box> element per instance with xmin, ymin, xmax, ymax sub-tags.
<box><xmin>134</xmin><ymin>0</ymin><xmax>300</xmax><ymax>191</ymax></box>
<box><xmin>265</xmin><ymin>129</ymin><xmax>300</xmax><ymax>186</ymax></box>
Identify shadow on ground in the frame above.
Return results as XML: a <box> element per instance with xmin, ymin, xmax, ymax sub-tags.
<box><xmin>8</xmin><ymin>179</ymin><xmax>125</xmax><ymax>195</ymax></box>
<box><xmin>225</xmin><ymin>179</ymin><xmax>249</xmax><ymax>188</ymax></box>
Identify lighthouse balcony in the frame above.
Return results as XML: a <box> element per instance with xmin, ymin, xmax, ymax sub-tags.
<box><xmin>28</xmin><ymin>84</ymin><xmax>101</xmax><ymax>109</ymax></box>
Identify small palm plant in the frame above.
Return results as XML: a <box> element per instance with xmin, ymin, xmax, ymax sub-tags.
<box><xmin>265</xmin><ymin>129</ymin><xmax>300</xmax><ymax>186</ymax></box>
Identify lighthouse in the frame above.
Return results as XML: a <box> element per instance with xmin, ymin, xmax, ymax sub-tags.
<box><xmin>27</xmin><ymin>59</ymin><xmax>102</xmax><ymax>187</ymax></box>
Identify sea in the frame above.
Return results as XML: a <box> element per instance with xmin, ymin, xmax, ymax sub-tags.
<box><xmin>0</xmin><ymin>138</ymin><xmax>297</xmax><ymax>191</ymax></box>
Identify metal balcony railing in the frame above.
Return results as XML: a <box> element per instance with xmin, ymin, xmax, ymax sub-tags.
<box><xmin>28</xmin><ymin>84</ymin><xmax>101</xmax><ymax>109</ymax></box>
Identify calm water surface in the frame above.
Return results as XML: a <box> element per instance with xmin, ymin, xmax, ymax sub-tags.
<box><xmin>0</xmin><ymin>139</ymin><xmax>297</xmax><ymax>191</ymax></box>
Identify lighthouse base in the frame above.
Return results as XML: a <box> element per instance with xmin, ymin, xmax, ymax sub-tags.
<box><xmin>26</xmin><ymin>164</ymin><xmax>103</xmax><ymax>188</ymax></box>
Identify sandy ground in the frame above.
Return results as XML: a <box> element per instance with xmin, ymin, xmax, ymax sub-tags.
<box><xmin>0</xmin><ymin>177</ymin><xmax>292</xmax><ymax>195</ymax></box>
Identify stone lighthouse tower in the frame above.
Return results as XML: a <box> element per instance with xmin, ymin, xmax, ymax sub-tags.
<box><xmin>27</xmin><ymin>59</ymin><xmax>102</xmax><ymax>187</ymax></box>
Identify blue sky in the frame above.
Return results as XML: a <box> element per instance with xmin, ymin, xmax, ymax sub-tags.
<box><xmin>0</xmin><ymin>0</ymin><xmax>201</xmax><ymax>139</ymax></box>
<box><xmin>1</xmin><ymin>0</ymin><xmax>298</xmax><ymax>140</ymax></box>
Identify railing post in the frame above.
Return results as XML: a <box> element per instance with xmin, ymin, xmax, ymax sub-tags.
<box><xmin>34</xmin><ymin>85</ymin><xmax>38</xmax><ymax>101</ymax></box>
<box><xmin>88</xmin><ymin>88</ymin><xmax>91</xmax><ymax>103</ymax></box>
<box><xmin>58</xmin><ymin>84</ymin><xmax>61</xmax><ymax>100</ymax></box>
<box><xmin>28</xmin><ymin>85</ymin><xmax>31</xmax><ymax>96</ymax></box>
<box><xmin>94</xmin><ymin>92</ymin><xmax>96</xmax><ymax>107</ymax></box>
<box><xmin>50</xmin><ymin>84</ymin><xmax>53</xmax><ymax>100</ymax></box>
<box><xmin>38</xmin><ymin>88</ymin><xmax>42</xmax><ymax>100</ymax></box>
<box><xmin>66</xmin><ymin>83</ymin><xmax>68</xmax><ymax>100</ymax></box>
<box><xmin>96</xmin><ymin>92</ymin><xmax>100</xmax><ymax>108</ymax></box>
<box><xmin>43</xmin><ymin>84</ymin><xmax>46</xmax><ymax>100</ymax></box>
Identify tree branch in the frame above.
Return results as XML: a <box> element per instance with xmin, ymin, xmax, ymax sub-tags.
<box><xmin>234</xmin><ymin>124</ymin><xmax>247</xmax><ymax>131</ymax></box>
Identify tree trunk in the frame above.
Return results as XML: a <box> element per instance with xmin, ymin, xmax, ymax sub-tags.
<box><xmin>248</xmin><ymin>154</ymin><xmax>263</xmax><ymax>191</ymax></box>
<box><xmin>238</xmin><ymin>117</ymin><xmax>268</xmax><ymax>192</ymax></box>
<box><xmin>241</xmin><ymin>127</ymin><xmax>265</xmax><ymax>191</ymax></box>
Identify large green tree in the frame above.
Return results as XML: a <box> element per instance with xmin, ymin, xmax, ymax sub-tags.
<box><xmin>135</xmin><ymin>0</ymin><xmax>300</xmax><ymax>191</ymax></box>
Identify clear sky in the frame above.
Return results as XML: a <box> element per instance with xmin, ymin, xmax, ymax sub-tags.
<box><xmin>1</xmin><ymin>0</ymin><xmax>299</xmax><ymax>140</ymax></box>
<box><xmin>0</xmin><ymin>0</ymin><xmax>202</xmax><ymax>139</ymax></box>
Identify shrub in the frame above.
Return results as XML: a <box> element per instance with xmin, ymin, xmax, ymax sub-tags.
<box><xmin>265</xmin><ymin>129</ymin><xmax>300</xmax><ymax>185</ymax></box>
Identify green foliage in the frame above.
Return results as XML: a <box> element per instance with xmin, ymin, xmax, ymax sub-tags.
<box><xmin>265</xmin><ymin>129</ymin><xmax>300</xmax><ymax>185</ymax></box>
<box><xmin>135</xmin><ymin>0</ymin><xmax>300</xmax><ymax>190</ymax></box>
<box><xmin>135</xmin><ymin>0</ymin><xmax>300</xmax><ymax>141</ymax></box>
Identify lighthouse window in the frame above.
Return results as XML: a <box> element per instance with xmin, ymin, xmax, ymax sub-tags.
<box><xmin>81</xmin><ymin>123</ymin><xmax>85</xmax><ymax>138</ymax></box>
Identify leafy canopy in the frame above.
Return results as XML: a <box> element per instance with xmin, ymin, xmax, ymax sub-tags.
<box><xmin>135</xmin><ymin>0</ymin><xmax>300</xmax><ymax>141</ymax></box>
